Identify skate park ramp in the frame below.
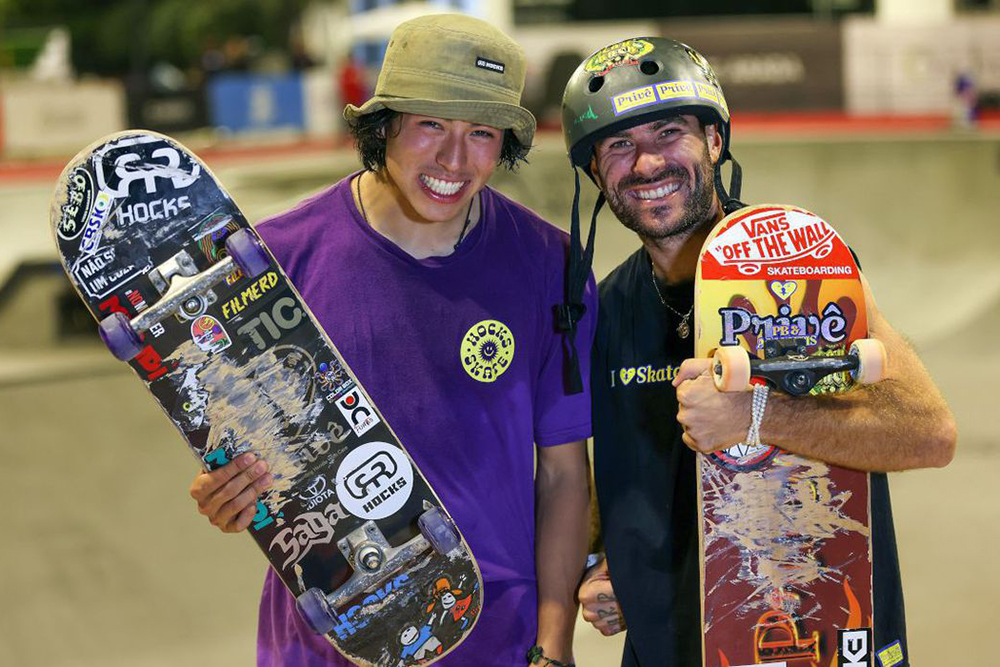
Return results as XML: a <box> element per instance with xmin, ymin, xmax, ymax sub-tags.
<box><xmin>1</xmin><ymin>129</ymin><xmax>997</xmax><ymax>666</ymax></box>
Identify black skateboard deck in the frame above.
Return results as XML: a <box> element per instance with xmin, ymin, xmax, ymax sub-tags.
<box><xmin>50</xmin><ymin>130</ymin><xmax>482</xmax><ymax>666</ymax></box>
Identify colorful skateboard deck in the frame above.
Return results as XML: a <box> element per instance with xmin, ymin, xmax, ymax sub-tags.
<box><xmin>694</xmin><ymin>204</ymin><xmax>875</xmax><ymax>666</ymax></box>
<box><xmin>50</xmin><ymin>131</ymin><xmax>482</xmax><ymax>666</ymax></box>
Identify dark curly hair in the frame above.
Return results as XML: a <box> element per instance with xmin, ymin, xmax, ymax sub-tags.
<box><xmin>348</xmin><ymin>108</ymin><xmax>530</xmax><ymax>172</ymax></box>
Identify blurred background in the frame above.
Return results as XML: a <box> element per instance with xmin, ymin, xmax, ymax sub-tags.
<box><xmin>1</xmin><ymin>0</ymin><xmax>997</xmax><ymax>665</ymax></box>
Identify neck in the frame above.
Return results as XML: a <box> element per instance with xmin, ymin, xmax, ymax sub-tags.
<box><xmin>644</xmin><ymin>200</ymin><xmax>723</xmax><ymax>285</ymax></box>
<box><xmin>354</xmin><ymin>170</ymin><xmax>479</xmax><ymax>260</ymax></box>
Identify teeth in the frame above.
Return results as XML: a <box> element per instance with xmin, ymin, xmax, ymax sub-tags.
<box><xmin>421</xmin><ymin>175</ymin><xmax>466</xmax><ymax>196</ymax></box>
<box><xmin>634</xmin><ymin>182</ymin><xmax>681</xmax><ymax>200</ymax></box>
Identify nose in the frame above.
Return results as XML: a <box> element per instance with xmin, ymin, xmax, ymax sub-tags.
<box><xmin>437</xmin><ymin>127</ymin><xmax>467</xmax><ymax>173</ymax></box>
<box><xmin>633</xmin><ymin>146</ymin><xmax>666</xmax><ymax>179</ymax></box>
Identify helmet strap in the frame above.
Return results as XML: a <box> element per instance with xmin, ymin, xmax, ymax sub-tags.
<box><xmin>713</xmin><ymin>155</ymin><xmax>745</xmax><ymax>215</ymax></box>
<box><xmin>556</xmin><ymin>167</ymin><xmax>603</xmax><ymax>395</ymax></box>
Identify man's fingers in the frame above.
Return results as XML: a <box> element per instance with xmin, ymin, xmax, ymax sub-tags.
<box><xmin>672</xmin><ymin>358</ymin><xmax>711</xmax><ymax>387</ymax></box>
<box><xmin>681</xmin><ymin>431</ymin><xmax>698</xmax><ymax>452</ymax></box>
<box><xmin>582</xmin><ymin>604</ymin><xmax>626</xmax><ymax>636</ymax></box>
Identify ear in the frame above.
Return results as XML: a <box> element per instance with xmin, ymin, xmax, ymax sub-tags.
<box><xmin>704</xmin><ymin>123</ymin><xmax>724</xmax><ymax>165</ymax></box>
<box><xmin>588</xmin><ymin>152</ymin><xmax>605</xmax><ymax>190</ymax></box>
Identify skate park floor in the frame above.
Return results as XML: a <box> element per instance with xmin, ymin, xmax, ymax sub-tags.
<box><xmin>2</xmin><ymin>130</ymin><xmax>997</xmax><ymax>666</ymax></box>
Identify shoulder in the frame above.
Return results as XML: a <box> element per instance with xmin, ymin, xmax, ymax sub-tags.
<box><xmin>599</xmin><ymin>248</ymin><xmax>646</xmax><ymax>307</ymax></box>
<box><xmin>482</xmin><ymin>187</ymin><xmax>570</xmax><ymax>257</ymax></box>
<box><xmin>257</xmin><ymin>178</ymin><xmax>350</xmax><ymax>242</ymax></box>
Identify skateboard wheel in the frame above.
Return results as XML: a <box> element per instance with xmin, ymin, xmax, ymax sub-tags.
<box><xmin>98</xmin><ymin>312</ymin><xmax>144</xmax><ymax>361</ymax></box>
<box><xmin>711</xmin><ymin>346</ymin><xmax>751</xmax><ymax>392</ymax></box>
<box><xmin>226</xmin><ymin>228</ymin><xmax>270</xmax><ymax>278</ymax></box>
<box><xmin>418</xmin><ymin>507</ymin><xmax>461</xmax><ymax>556</ymax></box>
<box><xmin>295</xmin><ymin>588</ymin><xmax>337</xmax><ymax>635</ymax></box>
<box><xmin>850</xmin><ymin>338</ymin><xmax>886</xmax><ymax>384</ymax></box>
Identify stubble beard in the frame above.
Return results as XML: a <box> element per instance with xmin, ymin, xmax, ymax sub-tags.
<box><xmin>606</xmin><ymin>148</ymin><xmax>717</xmax><ymax>241</ymax></box>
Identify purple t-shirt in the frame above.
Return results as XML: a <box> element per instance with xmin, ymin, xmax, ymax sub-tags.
<box><xmin>254</xmin><ymin>176</ymin><xmax>596</xmax><ymax>666</ymax></box>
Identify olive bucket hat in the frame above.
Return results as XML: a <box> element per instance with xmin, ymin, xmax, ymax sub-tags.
<box><xmin>344</xmin><ymin>14</ymin><xmax>536</xmax><ymax>147</ymax></box>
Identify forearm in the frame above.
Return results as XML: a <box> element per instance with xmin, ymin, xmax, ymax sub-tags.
<box><xmin>761</xmin><ymin>378</ymin><xmax>953</xmax><ymax>471</ymax></box>
<box><xmin>760</xmin><ymin>317</ymin><xmax>956</xmax><ymax>472</ymax></box>
<box><xmin>534</xmin><ymin>446</ymin><xmax>590</xmax><ymax>662</ymax></box>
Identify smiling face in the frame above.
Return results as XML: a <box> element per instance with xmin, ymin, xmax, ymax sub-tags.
<box><xmin>591</xmin><ymin>114</ymin><xmax>723</xmax><ymax>240</ymax></box>
<box><xmin>383</xmin><ymin>114</ymin><xmax>504</xmax><ymax>224</ymax></box>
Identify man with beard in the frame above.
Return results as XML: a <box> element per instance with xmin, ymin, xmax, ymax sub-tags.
<box><xmin>560</xmin><ymin>38</ymin><xmax>956</xmax><ymax>666</ymax></box>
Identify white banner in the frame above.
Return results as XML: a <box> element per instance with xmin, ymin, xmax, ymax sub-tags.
<box><xmin>0</xmin><ymin>79</ymin><xmax>126</xmax><ymax>158</ymax></box>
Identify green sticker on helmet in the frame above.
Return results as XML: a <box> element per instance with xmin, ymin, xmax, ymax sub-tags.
<box><xmin>584</xmin><ymin>38</ymin><xmax>654</xmax><ymax>75</ymax></box>
<box><xmin>574</xmin><ymin>105</ymin><xmax>599</xmax><ymax>125</ymax></box>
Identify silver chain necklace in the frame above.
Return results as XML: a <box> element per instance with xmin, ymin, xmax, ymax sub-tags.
<box><xmin>650</xmin><ymin>260</ymin><xmax>693</xmax><ymax>339</ymax></box>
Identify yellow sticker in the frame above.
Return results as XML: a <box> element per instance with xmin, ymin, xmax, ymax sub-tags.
<box><xmin>876</xmin><ymin>640</ymin><xmax>904</xmax><ymax>667</ymax></box>
<box><xmin>585</xmin><ymin>38</ymin><xmax>654</xmax><ymax>74</ymax></box>
<box><xmin>460</xmin><ymin>319</ymin><xmax>515</xmax><ymax>383</ymax></box>
<box><xmin>655</xmin><ymin>80</ymin><xmax>695</xmax><ymax>100</ymax></box>
<box><xmin>612</xmin><ymin>85</ymin><xmax>657</xmax><ymax>115</ymax></box>
<box><xmin>695</xmin><ymin>82</ymin><xmax>720</xmax><ymax>105</ymax></box>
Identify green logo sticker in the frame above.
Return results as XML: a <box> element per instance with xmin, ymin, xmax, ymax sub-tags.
<box><xmin>574</xmin><ymin>105</ymin><xmax>598</xmax><ymax>125</ymax></box>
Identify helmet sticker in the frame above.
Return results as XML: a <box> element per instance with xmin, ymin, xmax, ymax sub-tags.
<box><xmin>613</xmin><ymin>86</ymin><xmax>657</xmax><ymax>115</ymax></box>
<box><xmin>584</xmin><ymin>38</ymin><xmax>654</xmax><ymax>76</ymax></box>
<box><xmin>573</xmin><ymin>105</ymin><xmax>599</xmax><ymax>125</ymax></box>
<box><xmin>612</xmin><ymin>79</ymin><xmax>728</xmax><ymax>117</ymax></box>
<box><xmin>683</xmin><ymin>45</ymin><xmax>722</xmax><ymax>89</ymax></box>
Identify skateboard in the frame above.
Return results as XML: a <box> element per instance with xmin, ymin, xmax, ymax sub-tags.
<box><xmin>694</xmin><ymin>204</ymin><xmax>886</xmax><ymax>667</ymax></box>
<box><xmin>49</xmin><ymin>131</ymin><xmax>482</xmax><ymax>666</ymax></box>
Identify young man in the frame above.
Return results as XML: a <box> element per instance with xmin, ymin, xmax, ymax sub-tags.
<box><xmin>560</xmin><ymin>38</ymin><xmax>956</xmax><ymax>666</ymax></box>
<box><xmin>189</xmin><ymin>15</ymin><xmax>592</xmax><ymax>666</ymax></box>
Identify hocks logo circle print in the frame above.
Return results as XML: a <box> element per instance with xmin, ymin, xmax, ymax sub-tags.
<box><xmin>335</xmin><ymin>442</ymin><xmax>414</xmax><ymax>520</ymax></box>
<box><xmin>460</xmin><ymin>319</ymin><xmax>515</xmax><ymax>383</ymax></box>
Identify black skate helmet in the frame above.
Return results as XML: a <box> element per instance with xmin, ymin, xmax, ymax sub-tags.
<box><xmin>562</xmin><ymin>37</ymin><xmax>732</xmax><ymax>174</ymax></box>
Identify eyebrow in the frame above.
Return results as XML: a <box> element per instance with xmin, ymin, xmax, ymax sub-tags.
<box><xmin>604</xmin><ymin>118</ymin><xmax>686</xmax><ymax>141</ymax></box>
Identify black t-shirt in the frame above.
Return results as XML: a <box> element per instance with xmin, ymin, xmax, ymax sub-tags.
<box><xmin>591</xmin><ymin>247</ymin><xmax>909</xmax><ymax>667</ymax></box>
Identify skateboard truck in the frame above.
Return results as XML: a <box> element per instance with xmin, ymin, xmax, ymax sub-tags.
<box><xmin>148</xmin><ymin>249</ymin><xmax>217</xmax><ymax>321</ymax></box>
<box><xmin>97</xmin><ymin>228</ymin><xmax>271</xmax><ymax>361</ymax></box>
<box><xmin>712</xmin><ymin>337</ymin><xmax>886</xmax><ymax>396</ymax></box>
<box><xmin>295</xmin><ymin>503</ymin><xmax>461</xmax><ymax>636</ymax></box>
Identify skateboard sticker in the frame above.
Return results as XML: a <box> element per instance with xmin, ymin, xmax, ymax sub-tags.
<box><xmin>838</xmin><ymin>628</ymin><xmax>873</xmax><ymax>666</ymax></box>
<box><xmin>702</xmin><ymin>207</ymin><xmax>858</xmax><ymax>280</ymax></box>
<box><xmin>769</xmin><ymin>280</ymin><xmax>797</xmax><ymax>300</ymax></box>
<box><xmin>77</xmin><ymin>190</ymin><xmax>115</xmax><ymax>255</ymax></box>
<box><xmin>92</xmin><ymin>134</ymin><xmax>200</xmax><ymax>199</ymax></box>
<box><xmin>268</xmin><ymin>498</ymin><xmax>350</xmax><ymax>570</ymax></box>
<box><xmin>191</xmin><ymin>315</ymin><xmax>232</xmax><ymax>354</ymax></box>
<box><xmin>710</xmin><ymin>441</ymin><xmax>778</xmax><ymax>472</ymax></box>
<box><xmin>56</xmin><ymin>167</ymin><xmax>95</xmax><ymax>241</ymax></box>
<box><xmin>335</xmin><ymin>442</ymin><xmax>414</xmax><ymax>520</ymax></box>
<box><xmin>335</xmin><ymin>387</ymin><xmax>380</xmax><ymax>437</ymax></box>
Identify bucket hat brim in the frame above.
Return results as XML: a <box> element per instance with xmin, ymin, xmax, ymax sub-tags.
<box><xmin>344</xmin><ymin>96</ymin><xmax>536</xmax><ymax>147</ymax></box>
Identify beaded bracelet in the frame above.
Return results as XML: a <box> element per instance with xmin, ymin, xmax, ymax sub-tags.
<box><xmin>526</xmin><ymin>645</ymin><xmax>575</xmax><ymax>667</ymax></box>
